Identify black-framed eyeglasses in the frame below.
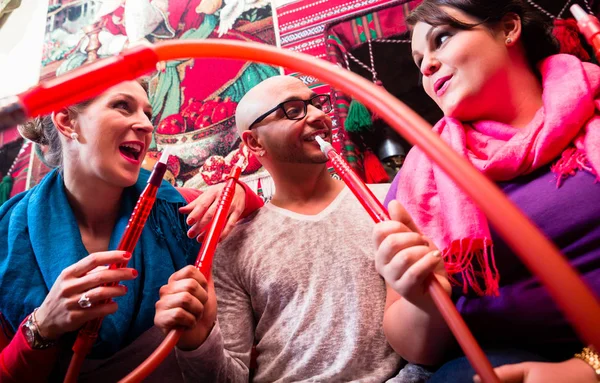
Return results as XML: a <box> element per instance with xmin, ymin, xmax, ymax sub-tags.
<box><xmin>248</xmin><ymin>94</ymin><xmax>332</xmax><ymax>129</ymax></box>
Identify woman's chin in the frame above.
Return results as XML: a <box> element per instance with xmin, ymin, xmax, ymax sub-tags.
<box><xmin>112</xmin><ymin>170</ymin><xmax>140</xmax><ymax>188</ymax></box>
<box><xmin>442</xmin><ymin>92</ymin><xmax>491</xmax><ymax>122</ymax></box>
<box><xmin>442</xmin><ymin>103</ymin><xmax>476</xmax><ymax>122</ymax></box>
<box><xmin>439</xmin><ymin>99</ymin><xmax>460</xmax><ymax>119</ymax></box>
<box><xmin>442</xmin><ymin>108</ymin><xmax>460</xmax><ymax>119</ymax></box>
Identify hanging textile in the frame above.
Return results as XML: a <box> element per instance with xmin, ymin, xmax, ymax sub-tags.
<box><xmin>276</xmin><ymin>0</ymin><xmax>411</xmax><ymax>180</ymax></box>
<box><xmin>0</xmin><ymin>141</ymin><xmax>30</xmax><ymax>206</ymax></box>
<box><xmin>325</xmin><ymin>2</ymin><xmax>417</xmax><ymax>182</ymax></box>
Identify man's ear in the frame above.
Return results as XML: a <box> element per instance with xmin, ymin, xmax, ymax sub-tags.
<box><xmin>500</xmin><ymin>12</ymin><xmax>522</xmax><ymax>46</ymax></box>
<box><xmin>51</xmin><ymin>108</ymin><xmax>76</xmax><ymax>139</ymax></box>
<box><xmin>241</xmin><ymin>130</ymin><xmax>266</xmax><ymax>157</ymax></box>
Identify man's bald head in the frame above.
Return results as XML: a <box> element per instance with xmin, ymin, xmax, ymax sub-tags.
<box><xmin>235</xmin><ymin>75</ymin><xmax>309</xmax><ymax>135</ymax></box>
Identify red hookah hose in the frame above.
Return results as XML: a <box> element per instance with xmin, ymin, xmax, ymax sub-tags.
<box><xmin>571</xmin><ymin>4</ymin><xmax>600</xmax><ymax>61</ymax></box>
<box><xmin>322</xmin><ymin>143</ymin><xmax>501</xmax><ymax>383</ymax></box>
<box><xmin>5</xmin><ymin>40</ymin><xmax>598</xmax><ymax>382</ymax></box>
<box><xmin>118</xmin><ymin>164</ymin><xmax>243</xmax><ymax>383</ymax></box>
<box><xmin>63</xmin><ymin>159</ymin><xmax>169</xmax><ymax>383</ymax></box>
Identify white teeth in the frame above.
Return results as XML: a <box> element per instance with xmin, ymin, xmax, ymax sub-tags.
<box><xmin>120</xmin><ymin>143</ymin><xmax>142</xmax><ymax>153</ymax></box>
<box><xmin>305</xmin><ymin>132</ymin><xmax>327</xmax><ymax>141</ymax></box>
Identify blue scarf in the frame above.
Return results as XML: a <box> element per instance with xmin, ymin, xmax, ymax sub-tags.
<box><xmin>0</xmin><ymin>168</ymin><xmax>200</xmax><ymax>358</ymax></box>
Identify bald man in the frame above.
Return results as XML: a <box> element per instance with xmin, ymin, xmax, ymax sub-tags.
<box><xmin>155</xmin><ymin>76</ymin><xmax>427</xmax><ymax>382</ymax></box>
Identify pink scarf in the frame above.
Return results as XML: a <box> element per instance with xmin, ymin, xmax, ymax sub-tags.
<box><xmin>396</xmin><ymin>54</ymin><xmax>600</xmax><ymax>296</ymax></box>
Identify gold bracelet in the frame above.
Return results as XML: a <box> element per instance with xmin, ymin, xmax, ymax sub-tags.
<box><xmin>574</xmin><ymin>346</ymin><xmax>600</xmax><ymax>381</ymax></box>
<box><xmin>31</xmin><ymin>308</ymin><xmax>54</xmax><ymax>342</ymax></box>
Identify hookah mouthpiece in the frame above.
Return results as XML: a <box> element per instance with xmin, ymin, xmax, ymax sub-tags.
<box><xmin>234</xmin><ymin>157</ymin><xmax>245</xmax><ymax>169</ymax></box>
<box><xmin>315</xmin><ymin>135</ymin><xmax>333</xmax><ymax>155</ymax></box>
<box><xmin>148</xmin><ymin>146</ymin><xmax>173</xmax><ymax>187</ymax></box>
<box><xmin>158</xmin><ymin>145</ymin><xmax>172</xmax><ymax>164</ymax></box>
<box><xmin>569</xmin><ymin>3</ymin><xmax>600</xmax><ymax>61</ymax></box>
<box><xmin>570</xmin><ymin>4</ymin><xmax>588</xmax><ymax>21</ymax></box>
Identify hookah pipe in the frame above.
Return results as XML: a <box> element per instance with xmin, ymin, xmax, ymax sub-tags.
<box><xmin>118</xmin><ymin>160</ymin><xmax>244</xmax><ymax>383</ymax></box>
<box><xmin>315</xmin><ymin>136</ymin><xmax>501</xmax><ymax>383</ymax></box>
<box><xmin>571</xmin><ymin>4</ymin><xmax>600</xmax><ymax>60</ymax></box>
<box><xmin>0</xmin><ymin>40</ymin><xmax>598</xmax><ymax>382</ymax></box>
<box><xmin>0</xmin><ymin>44</ymin><xmax>158</xmax><ymax>132</ymax></box>
<box><xmin>63</xmin><ymin>147</ymin><xmax>173</xmax><ymax>383</ymax></box>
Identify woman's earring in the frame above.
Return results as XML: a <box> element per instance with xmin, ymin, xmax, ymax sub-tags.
<box><xmin>70</xmin><ymin>132</ymin><xmax>79</xmax><ymax>141</ymax></box>
<box><xmin>506</xmin><ymin>37</ymin><xmax>512</xmax><ymax>45</ymax></box>
<box><xmin>258</xmin><ymin>150</ymin><xmax>265</xmax><ymax>157</ymax></box>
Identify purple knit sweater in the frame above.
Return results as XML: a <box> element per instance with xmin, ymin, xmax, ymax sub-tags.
<box><xmin>385</xmin><ymin>164</ymin><xmax>600</xmax><ymax>360</ymax></box>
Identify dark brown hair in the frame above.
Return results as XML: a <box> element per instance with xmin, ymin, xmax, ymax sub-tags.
<box><xmin>406</xmin><ymin>0</ymin><xmax>559</xmax><ymax>73</ymax></box>
<box><xmin>19</xmin><ymin>78</ymin><xmax>150</xmax><ymax>169</ymax></box>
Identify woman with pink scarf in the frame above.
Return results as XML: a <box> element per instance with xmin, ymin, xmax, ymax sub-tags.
<box><xmin>374</xmin><ymin>0</ymin><xmax>600</xmax><ymax>382</ymax></box>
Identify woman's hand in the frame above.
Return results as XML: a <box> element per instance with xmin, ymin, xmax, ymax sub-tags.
<box><xmin>35</xmin><ymin>250</ymin><xmax>138</xmax><ymax>340</ymax></box>
<box><xmin>373</xmin><ymin>200</ymin><xmax>451</xmax><ymax>307</ymax></box>
<box><xmin>475</xmin><ymin>358</ymin><xmax>598</xmax><ymax>383</ymax></box>
<box><xmin>154</xmin><ymin>265</ymin><xmax>217</xmax><ymax>351</ymax></box>
<box><xmin>180</xmin><ymin>183</ymin><xmax>246</xmax><ymax>242</ymax></box>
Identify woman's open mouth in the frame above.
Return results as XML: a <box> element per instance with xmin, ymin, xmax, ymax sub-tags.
<box><xmin>119</xmin><ymin>141</ymin><xmax>144</xmax><ymax>164</ymax></box>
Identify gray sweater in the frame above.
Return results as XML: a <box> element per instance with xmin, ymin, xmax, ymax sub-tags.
<box><xmin>176</xmin><ymin>184</ymin><xmax>410</xmax><ymax>382</ymax></box>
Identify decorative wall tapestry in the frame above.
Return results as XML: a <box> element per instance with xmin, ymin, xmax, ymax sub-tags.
<box><xmin>276</xmin><ymin>0</ymin><xmax>413</xmax><ymax>178</ymax></box>
<box><xmin>325</xmin><ymin>1</ymin><xmax>420</xmax><ymax>181</ymax></box>
<box><xmin>29</xmin><ymin>0</ymin><xmax>279</xmax><ymax>194</ymax></box>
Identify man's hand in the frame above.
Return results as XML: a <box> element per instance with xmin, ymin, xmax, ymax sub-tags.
<box><xmin>154</xmin><ymin>266</ymin><xmax>218</xmax><ymax>351</ymax></box>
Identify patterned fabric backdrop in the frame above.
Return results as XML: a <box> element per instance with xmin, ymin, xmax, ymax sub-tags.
<box><xmin>28</xmin><ymin>0</ymin><xmax>279</xmax><ymax>195</ymax></box>
<box><xmin>275</xmin><ymin>0</ymin><xmax>412</xmax><ymax>177</ymax></box>
<box><xmin>4</xmin><ymin>0</ymin><xmax>424</xmax><ymax>199</ymax></box>
<box><xmin>6</xmin><ymin>0</ymin><xmax>600</xmax><ymax>199</ymax></box>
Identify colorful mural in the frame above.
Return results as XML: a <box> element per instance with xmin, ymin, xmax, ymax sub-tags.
<box><xmin>10</xmin><ymin>0</ymin><xmax>424</xmax><ymax>199</ymax></box>
<box><xmin>32</xmin><ymin>0</ymin><xmax>279</xmax><ymax>191</ymax></box>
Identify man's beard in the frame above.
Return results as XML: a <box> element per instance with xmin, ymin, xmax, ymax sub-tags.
<box><xmin>271</xmin><ymin>145</ymin><xmax>329</xmax><ymax>164</ymax></box>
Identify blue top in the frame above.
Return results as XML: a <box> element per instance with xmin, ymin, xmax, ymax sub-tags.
<box><xmin>385</xmin><ymin>164</ymin><xmax>600</xmax><ymax>360</ymax></box>
<box><xmin>0</xmin><ymin>168</ymin><xmax>200</xmax><ymax>359</ymax></box>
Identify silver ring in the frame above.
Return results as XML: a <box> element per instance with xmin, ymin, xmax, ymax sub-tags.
<box><xmin>78</xmin><ymin>293</ymin><xmax>92</xmax><ymax>309</ymax></box>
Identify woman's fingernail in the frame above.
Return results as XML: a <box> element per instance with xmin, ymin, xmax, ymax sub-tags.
<box><xmin>123</xmin><ymin>252</ymin><xmax>131</xmax><ymax>259</ymax></box>
<box><xmin>132</xmin><ymin>269</ymin><xmax>138</xmax><ymax>277</ymax></box>
<box><xmin>188</xmin><ymin>229</ymin><xmax>197</xmax><ymax>238</ymax></box>
<box><xmin>187</xmin><ymin>217</ymin><xmax>196</xmax><ymax>225</ymax></box>
<box><xmin>122</xmin><ymin>285</ymin><xmax>128</xmax><ymax>292</ymax></box>
<box><xmin>421</xmin><ymin>236</ymin><xmax>430</xmax><ymax>247</ymax></box>
<box><xmin>431</xmin><ymin>250</ymin><xmax>442</xmax><ymax>258</ymax></box>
